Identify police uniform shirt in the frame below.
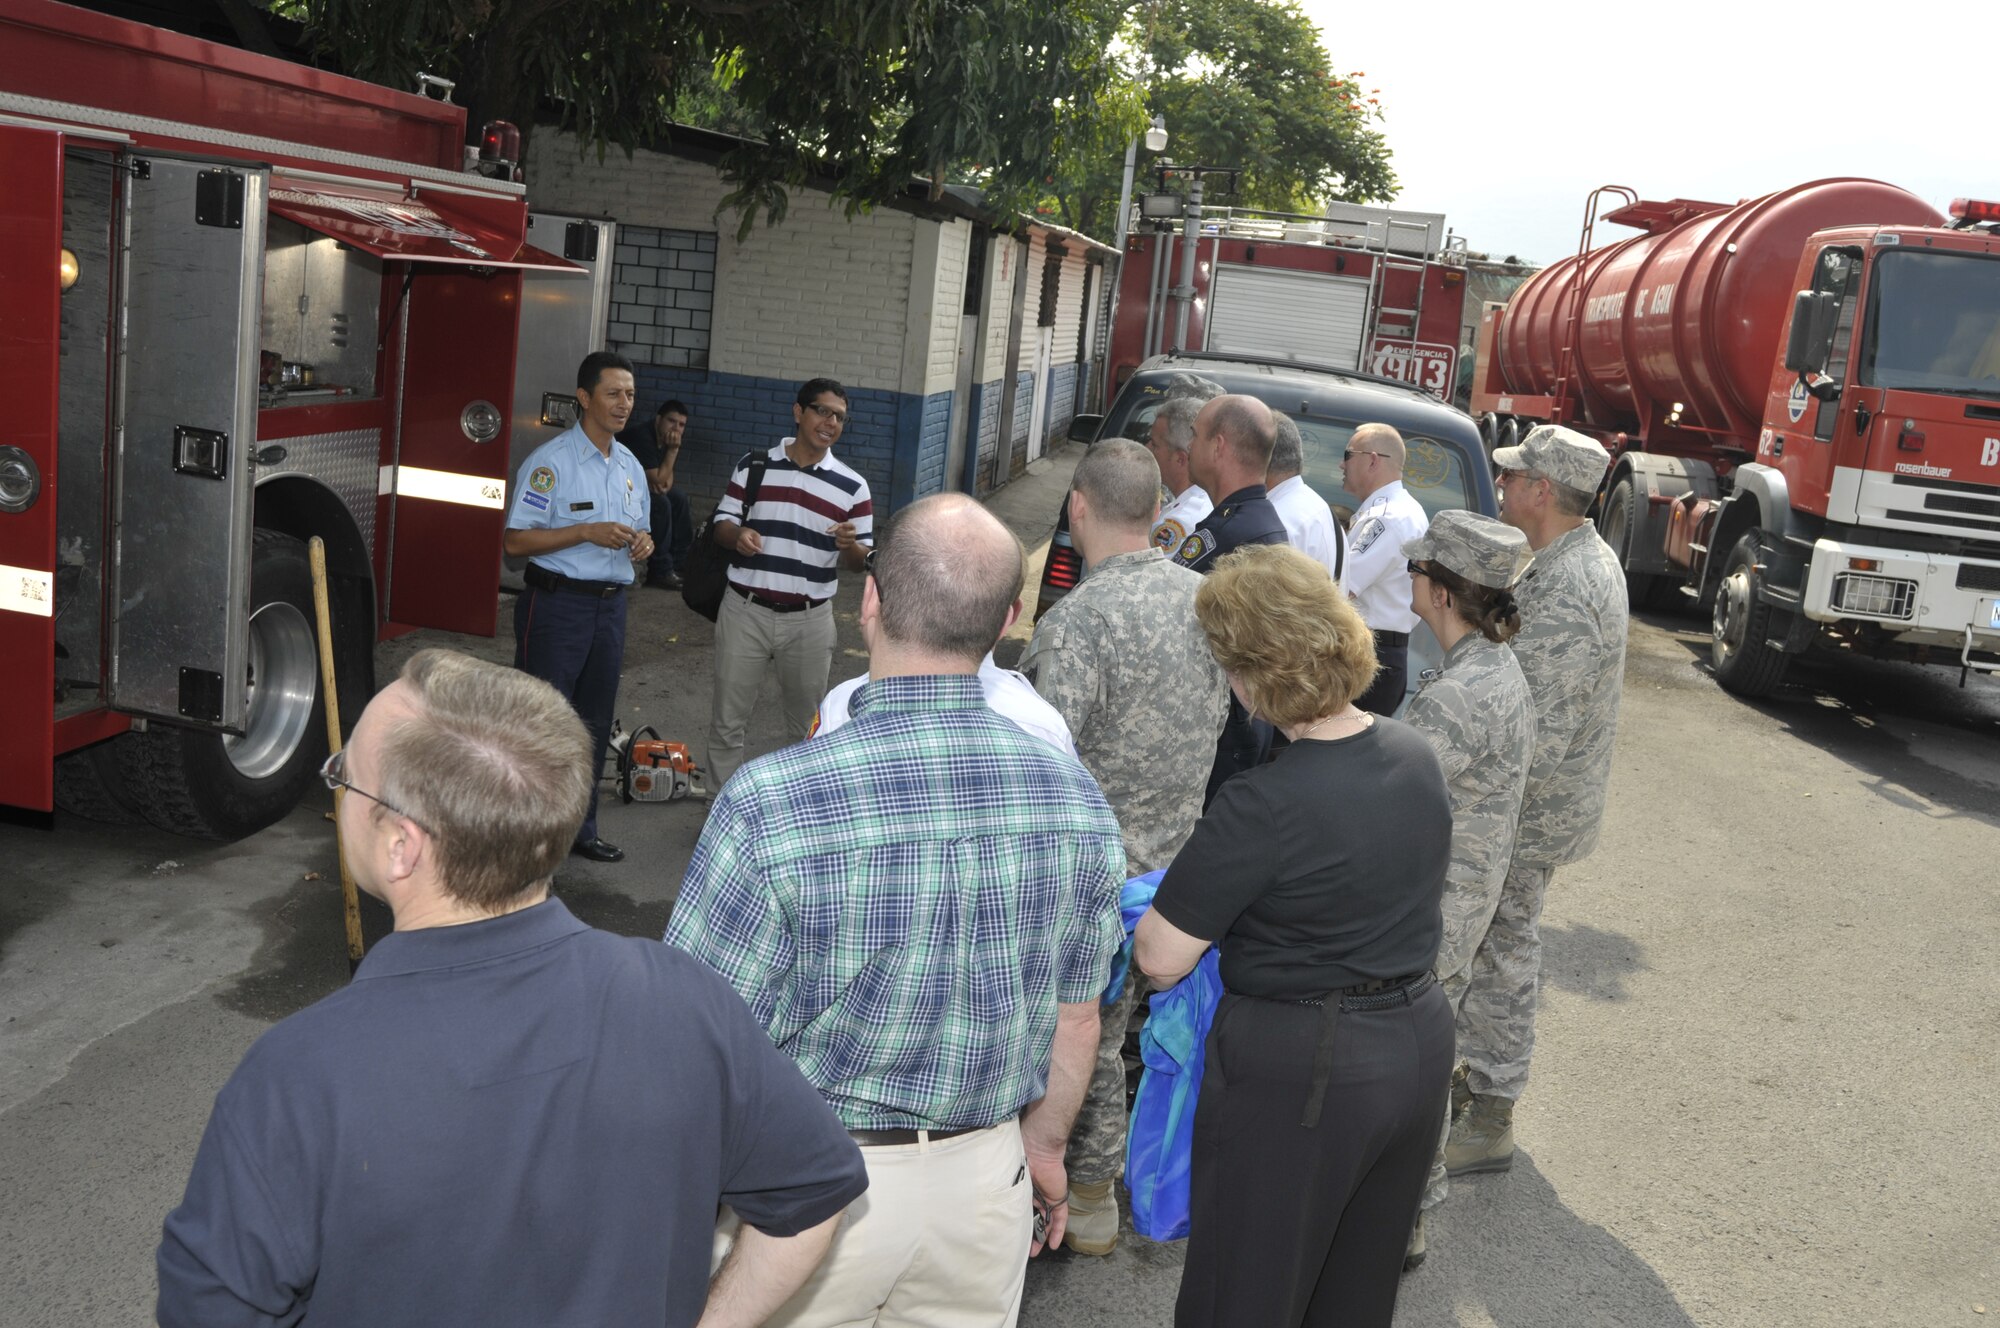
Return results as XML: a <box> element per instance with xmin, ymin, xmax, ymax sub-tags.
<box><xmin>1344</xmin><ymin>479</ymin><xmax>1429</xmax><ymax>632</ymax></box>
<box><xmin>1151</xmin><ymin>484</ymin><xmax>1214</xmax><ymax>559</ymax></box>
<box><xmin>1169</xmin><ymin>484</ymin><xmax>1288</xmax><ymax>575</ymax></box>
<box><xmin>507</xmin><ymin>424</ymin><xmax>651</xmax><ymax>584</ymax></box>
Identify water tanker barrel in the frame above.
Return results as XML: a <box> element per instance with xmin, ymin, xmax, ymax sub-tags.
<box><xmin>1494</xmin><ymin>179</ymin><xmax>1945</xmax><ymax>437</ymax></box>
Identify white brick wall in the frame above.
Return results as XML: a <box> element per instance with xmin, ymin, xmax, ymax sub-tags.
<box><xmin>923</xmin><ymin>219</ymin><xmax>971</xmax><ymax>396</ymax></box>
<box><xmin>975</xmin><ymin>235</ymin><xmax>1022</xmax><ymax>381</ymax></box>
<box><xmin>528</xmin><ymin>130</ymin><xmax>918</xmax><ymax>392</ymax></box>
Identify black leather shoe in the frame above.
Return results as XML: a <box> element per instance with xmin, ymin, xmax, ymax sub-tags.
<box><xmin>646</xmin><ymin>571</ymin><xmax>682</xmax><ymax>591</ymax></box>
<box><xmin>571</xmin><ymin>837</ymin><xmax>624</xmax><ymax>863</ymax></box>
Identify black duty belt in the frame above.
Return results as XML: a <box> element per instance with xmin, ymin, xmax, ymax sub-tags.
<box><xmin>847</xmin><ymin>1124</ymin><xmax>988</xmax><ymax>1147</ymax></box>
<box><xmin>525</xmin><ymin>563</ymin><xmax>626</xmax><ymax>598</ymax></box>
<box><xmin>1372</xmin><ymin>629</ymin><xmax>1411</xmax><ymax>648</ymax></box>
<box><xmin>731</xmin><ymin>583</ymin><xmax>818</xmax><ymax>614</ymax></box>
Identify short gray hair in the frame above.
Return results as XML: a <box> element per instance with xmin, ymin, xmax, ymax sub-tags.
<box><xmin>1550</xmin><ymin>479</ymin><xmax>1597</xmax><ymax>517</ymax></box>
<box><xmin>1073</xmin><ymin>438</ymin><xmax>1161</xmax><ymax>529</ymax></box>
<box><xmin>874</xmin><ymin>494</ymin><xmax>1025</xmax><ymax>662</ymax></box>
<box><xmin>376</xmin><ymin>649</ymin><xmax>592</xmax><ymax>910</ymax></box>
<box><xmin>1267</xmin><ymin>412</ymin><xmax>1304</xmax><ymax>477</ymax></box>
<box><xmin>1148</xmin><ymin>396</ymin><xmax>1202</xmax><ymax>453</ymax></box>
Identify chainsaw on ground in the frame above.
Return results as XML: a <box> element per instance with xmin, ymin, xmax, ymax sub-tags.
<box><xmin>607</xmin><ymin>723</ymin><xmax>707</xmax><ymax>803</ymax></box>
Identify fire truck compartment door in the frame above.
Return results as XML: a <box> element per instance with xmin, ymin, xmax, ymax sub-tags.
<box><xmin>108</xmin><ymin>157</ymin><xmax>267</xmax><ymax>732</ymax></box>
<box><xmin>379</xmin><ymin>266</ymin><xmax>522</xmax><ymax>636</ymax></box>
<box><xmin>1206</xmin><ymin>264</ymin><xmax>1371</xmax><ymax>370</ymax></box>
<box><xmin>0</xmin><ymin>124</ymin><xmax>64</xmax><ymax>811</ymax></box>
<box><xmin>266</xmin><ymin>188</ymin><xmax>585</xmax><ymax>272</ymax></box>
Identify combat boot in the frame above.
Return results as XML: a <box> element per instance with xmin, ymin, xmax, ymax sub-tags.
<box><xmin>1065</xmin><ymin>1179</ymin><xmax>1120</xmax><ymax>1256</ymax></box>
<box><xmin>1444</xmin><ymin>1094</ymin><xmax>1515</xmax><ymax>1176</ymax></box>
<box><xmin>1402</xmin><ymin>1211</ymin><xmax>1427</xmax><ymax>1273</ymax></box>
<box><xmin>1450</xmin><ymin>1063</ymin><xmax>1472</xmax><ymax>1120</ymax></box>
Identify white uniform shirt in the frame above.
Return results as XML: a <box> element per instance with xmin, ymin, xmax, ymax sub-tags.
<box><xmin>1344</xmin><ymin>479</ymin><xmax>1430</xmax><ymax>633</ymax></box>
<box><xmin>811</xmin><ymin>652</ymin><xmax>1077</xmax><ymax>755</ymax></box>
<box><xmin>1267</xmin><ymin>475</ymin><xmax>1347</xmax><ymax>588</ymax></box>
<box><xmin>1150</xmin><ymin>485</ymin><xmax>1213</xmax><ymax>559</ymax></box>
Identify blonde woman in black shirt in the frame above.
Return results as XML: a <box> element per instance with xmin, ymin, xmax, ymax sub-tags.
<box><xmin>1136</xmin><ymin>543</ymin><xmax>1454</xmax><ymax>1328</ymax></box>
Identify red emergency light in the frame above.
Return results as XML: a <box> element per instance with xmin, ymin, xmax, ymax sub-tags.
<box><xmin>1949</xmin><ymin>197</ymin><xmax>2000</xmax><ymax>224</ymax></box>
<box><xmin>477</xmin><ymin>120</ymin><xmax>521</xmax><ymax>179</ymax></box>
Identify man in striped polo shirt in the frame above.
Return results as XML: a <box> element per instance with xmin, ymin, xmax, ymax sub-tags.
<box><xmin>706</xmin><ymin>377</ymin><xmax>874</xmax><ymax>789</ymax></box>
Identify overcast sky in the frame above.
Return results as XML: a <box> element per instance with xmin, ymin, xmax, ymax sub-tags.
<box><xmin>1293</xmin><ymin>0</ymin><xmax>1982</xmax><ymax>266</ymax></box>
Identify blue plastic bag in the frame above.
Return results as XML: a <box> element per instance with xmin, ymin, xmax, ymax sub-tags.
<box><xmin>1114</xmin><ymin>872</ymin><xmax>1222</xmax><ymax>1242</ymax></box>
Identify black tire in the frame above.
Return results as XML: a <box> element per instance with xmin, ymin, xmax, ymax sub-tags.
<box><xmin>127</xmin><ymin>530</ymin><xmax>354</xmax><ymax>840</ymax></box>
<box><xmin>1709</xmin><ymin>532</ymin><xmax>1793</xmax><ymax>698</ymax></box>
<box><xmin>1599</xmin><ymin>477</ymin><xmax>1666</xmax><ymax>608</ymax></box>
<box><xmin>52</xmin><ymin>738</ymin><xmax>150</xmax><ymax>826</ymax></box>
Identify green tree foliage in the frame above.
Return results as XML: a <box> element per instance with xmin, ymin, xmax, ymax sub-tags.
<box><xmin>1046</xmin><ymin>0</ymin><xmax>1396</xmax><ymax>237</ymax></box>
<box><xmin>284</xmin><ymin>0</ymin><xmax>1125</xmax><ymax>236</ymax></box>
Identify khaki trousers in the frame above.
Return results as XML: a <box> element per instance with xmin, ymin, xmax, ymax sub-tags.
<box><xmin>706</xmin><ymin>588</ymin><xmax>836</xmax><ymax>790</ymax></box>
<box><xmin>759</xmin><ymin>1121</ymin><xmax>1033</xmax><ymax>1328</ymax></box>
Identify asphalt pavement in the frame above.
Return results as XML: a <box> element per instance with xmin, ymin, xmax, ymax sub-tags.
<box><xmin>3</xmin><ymin>446</ymin><xmax>1998</xmax><ymax>1326</ymax></box>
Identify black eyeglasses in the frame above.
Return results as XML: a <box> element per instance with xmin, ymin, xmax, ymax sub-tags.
<box><xmin>1407</xmin><ymin>560</ymin><xmax>1430</xmax><ymax>577</ymax></box>
<box><xmin>321</xmin><ymin>748</ymin><xmax>424</xmax><ymax>829</ymax></box>
<box><xmin>804</xmin><ymin>402</ymin><xmax>849</xmax><ymax>426</ymax></box>
<box><xmin>1343</xmin><ymin>449</ymin><xmax>1387</xmax><ymax>461</ymax></box>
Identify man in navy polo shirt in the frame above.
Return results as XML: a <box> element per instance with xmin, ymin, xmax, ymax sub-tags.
<box><xmin>157</xmin><ymin>650</ymin><xmax>866</xmax><ymax>1328</ymax></box>
<box><xmin>704</xmin><ymin>376</ymin><xmax>874</xmax><ymax>790</ymax></box>
<box><xmin>504</xmin><ymin>350</ymin><xmax>652</xmax><ymax>862</ymax></box>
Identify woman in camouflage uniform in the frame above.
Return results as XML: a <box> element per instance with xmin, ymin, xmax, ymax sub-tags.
<box><xmin>1399</xmin><ymin>509</ymin><xmax>1538</xmax><ymax>1269</ymax></box>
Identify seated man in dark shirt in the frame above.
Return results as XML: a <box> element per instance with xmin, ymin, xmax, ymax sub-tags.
<box><xmin>620</xmin><ymin>397</ymin><xmax>698</xmax><ymax>589</ymax></box>
<box><xmin>157</xmin><ymin>649</ymin><xmax>865</xmax><ymax>1328</ymax></box>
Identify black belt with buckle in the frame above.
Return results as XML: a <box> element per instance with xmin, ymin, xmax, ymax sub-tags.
<box><xmin>1271</xmin><ymin>971</ymin><xmax>1435</xmax><ymax>1129</ymax></box>
<box><xmin>524</xmin><ymin>563</ymin><xmax>626</xmax><ymax>599</ymax></box>
<box><xmin>1372</xmin><ymin>629</ymin><xmax>1411</xmax><ymax>648</ymax></box>
<box><xmin>731</xmin><ymin>583</ymin><xmax>817</xmax><ymax>614</ymax></box>
<box><xmin>846</xmin><ymin>1124</ymin><xmax>987</xmax><ymax>1147</ymax></box>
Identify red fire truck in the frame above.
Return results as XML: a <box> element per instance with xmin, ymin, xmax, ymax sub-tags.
<box><xmin>0</xmin><ymin>0</ymin><xmax>584</xmax><ymax>837</ymax></box>
<box><xmin>1470</xmin><ymin>179</ymin><xmax>2000</xmax><ymax>695</ymax></box>
<box><xmin>1106</xmin><ymin>201</ymin><xmax>1471</xmax><ymax>402</ymax></box>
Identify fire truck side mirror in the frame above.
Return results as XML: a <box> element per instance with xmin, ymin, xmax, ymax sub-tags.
<box><xmin>1784</xmin><ymin>290</ymin><xmax>1838</xmax><ymax>374</ymax></box>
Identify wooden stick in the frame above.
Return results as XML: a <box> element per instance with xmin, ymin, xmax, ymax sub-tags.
<box><xmin>308</xmin><ymin>537</ymin><xmax>365</xmax><ymax>971</ymax></box>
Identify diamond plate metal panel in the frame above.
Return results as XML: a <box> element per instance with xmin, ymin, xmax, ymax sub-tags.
<box><xmin>256</xmin><ymin>428</ymin><xmax>381</xmax><ymax>551</ymax></box>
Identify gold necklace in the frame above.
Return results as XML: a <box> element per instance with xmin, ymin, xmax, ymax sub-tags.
<box><xmin>1299</xmin><ymin>710</ymin><xmax>1370</xmax><ymax>740</ymax></box>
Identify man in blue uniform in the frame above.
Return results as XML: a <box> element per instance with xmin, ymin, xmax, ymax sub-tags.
<box><xmin>503</xmin><ymin>351</ymin><xmax>653</xmax><ymax>863</ymax></box>
<box><xmin>1173</xmin><ymin>394</ymin><xmax>1289</xmax><ymax>804</ymax></box>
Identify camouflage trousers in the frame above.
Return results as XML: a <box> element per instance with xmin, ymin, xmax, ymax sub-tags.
<box><xmin>1422</xmin><ymin>859</ymin><xmax>1555</xmax><ymax>1212</ymax></box>
<box><xmin>1066</xmin><ymin>980</ymin><xmax>1141</xmax><ymax>1186</ymax></box>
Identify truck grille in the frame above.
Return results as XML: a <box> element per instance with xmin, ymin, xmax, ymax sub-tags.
<box><xmin>1957</xmin><ymin>562</ymin><xmax>2000</xmax><ymax>594</ymax></box>
<box><xmin>1831</xmin><ymin>573</ymin><xmax>1918</xmax><ymax>620</ymax></box>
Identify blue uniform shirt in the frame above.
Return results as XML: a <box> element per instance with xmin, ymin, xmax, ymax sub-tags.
<box><xmin>507</xmin><ymin>424</ymin><xmax>651</xmax><ymax>583</ymax></box>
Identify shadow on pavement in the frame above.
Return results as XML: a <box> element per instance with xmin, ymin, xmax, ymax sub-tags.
<box><xmin>1647</xmin><ymin>607</ymin><xmax>2000</xmax><ymax>826</ymax></box>
<box><xmin>1402</xmin><ymin>1153</ymin><xmax>1699</xmax><ymax>1327</ymax></box>
<box><xmin>1539</xmin><ymin>921</ymin><xmax>1645</xmax><ymax>1004</ymax></box>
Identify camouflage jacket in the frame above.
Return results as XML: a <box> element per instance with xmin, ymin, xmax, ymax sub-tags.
<box><xmin>1020</xmin><ymin>548</ymin><xmax>1230</xmax><ymax>875</ymax></box>
<box><xmin>1404</xmin><ymin>633</ymin><xmax>1537</xmax><ymax>978</ymax></box>
<box><xmin>1511</xmin><ymin>523</ymin><xmax>1629</xmax><ymax>867</ymax></box>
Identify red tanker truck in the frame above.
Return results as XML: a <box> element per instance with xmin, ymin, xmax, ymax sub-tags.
<box><xmin>1470</xmin><ymin>179</ymin><xmax>2000</xmax><ymax>695</ymax></box>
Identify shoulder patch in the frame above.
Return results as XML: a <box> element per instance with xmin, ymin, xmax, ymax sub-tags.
<box><xmin>521</xmin><ymin>491</ymin><xmax>551</xmax><ymax>512</ymax></box>
<box><xmin>1176</xmin><ymin>530</ymin><xmax>1212</xmax><ymax>564</ymax></box>
<box><xmin>528</xmin><ymin>465</ymin><xmax>557</xmax><ymax>494</ymax></box>
<box><xmin>1349</xmin><ymin>516</ymin><xmax>1385</xmax><ymax>555</ymax></box>
<box><xmin>1152</xmin><ymin>518</ymin><xmax>1187</xmax><ymax>551</ymax></box>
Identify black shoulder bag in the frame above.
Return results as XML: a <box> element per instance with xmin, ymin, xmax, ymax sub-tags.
<box><xmin>681</xmin><ymin>452</ymin><xmax>767</xmax><ymax>621</ymax></box>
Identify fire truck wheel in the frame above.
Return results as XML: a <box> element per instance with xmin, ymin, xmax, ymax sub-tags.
<box><xmin>53</xmin><ymin>737</ymin><xmax>150</xmax><ymax>826</ymax></box>
<box><xmin>127</xmin><ymin>531</ymin><xmax>331</xmax><ymax>840</ymax></box>
<box><xmin>1600</xmin><ymin>477</ymin><xmax>1666</xmax><ymax>608</ymax></box>
<box><xmin>1710</xmin><ymin>532</ymin><xmax>1792</xmax><ymax>697</ymax></box>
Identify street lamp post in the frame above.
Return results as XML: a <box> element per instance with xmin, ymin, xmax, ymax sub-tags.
<box><xmin>1113</xmin><ymin>114</ymin><xmax>1168</xmax><ymax>253</ymax></box>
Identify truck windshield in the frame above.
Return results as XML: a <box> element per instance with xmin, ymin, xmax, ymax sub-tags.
<box><xmin>1863</xmin><ymin>250</ymin><xmax>2000</xmax><ymax>398</ymax></box>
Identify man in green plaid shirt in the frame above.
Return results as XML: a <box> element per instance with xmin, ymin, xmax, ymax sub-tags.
<box><xmin>667</xmin><ymin>494</ymin><xmax>1124</xmax><ymax>1328</ymax></box>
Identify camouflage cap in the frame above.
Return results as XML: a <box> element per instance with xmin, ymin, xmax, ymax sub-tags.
<box><xmin>1491</xmin><ymin>424</ymin><xmax>1611</xmax><ymax>494</ymax></box>
<box><xmin>1402</xmin><ymin>509</ymin><xmax>1533</xmax><ymax>589</ymax></box>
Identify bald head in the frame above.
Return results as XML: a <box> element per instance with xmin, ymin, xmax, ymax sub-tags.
<box><xmin>872</xmin><ymin>494</ymin><xmax>1025</xmax><ymax>662</ymax></box>
<box><xmin>1351</xmin><ymin>422</ymin><xmax>1406</xmax><ymax>470</ymax></box>
<box><xmin>1202</xmin><ymin>394</ymin><xmax>1278</xmax><ymax>469</ymax></box>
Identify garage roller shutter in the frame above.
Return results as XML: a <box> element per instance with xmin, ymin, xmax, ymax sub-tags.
<box><xmin>1206</xmin><ymin>265</ymin><xmax>1371</xmax><ymax>369</ymax></box>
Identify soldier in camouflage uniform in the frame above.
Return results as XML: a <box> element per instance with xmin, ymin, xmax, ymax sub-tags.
<box><xmin>1394</xmin><ymin>511</ymin><xmax>1538</xmax><ymax>1268</ymax></box>
<box><xmin>1019</xmin><ymin>438</ymin><xmax>1231</xmax><ymax>1257</ymax></box>
<box><xmin>1447</xmin><ymin>425</ymin><xmax>1627</xmax><ymax>1181</ymax></box>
